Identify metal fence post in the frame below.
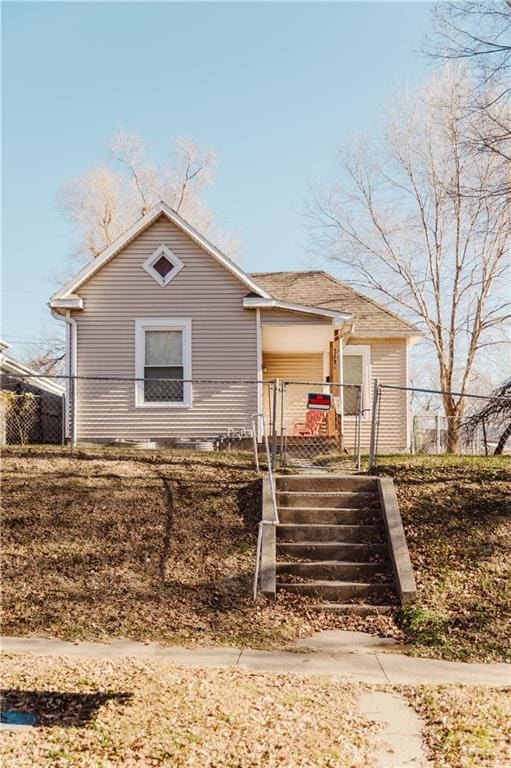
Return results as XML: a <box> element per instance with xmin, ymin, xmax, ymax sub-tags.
<box><xmin>435</xmin><ymin>414</ymin><xmax>441</xmax><ymax>454</ymax></box>
<box><xmin>61</xmin><ymin>393</ymin><xmax>66</xmax><ymax>446</ymax></box>
<box><xmin>355</xmin><ymin>385</ymin><xmax>362</xmax><ymax>472</ymax></box>
<box><xmin>279</xmin><ymin>380</ymin><xmax>286</xmax><ymax>468</ymax></box>
<box><xmin>70</xmin><ymin>376</ymin><xmax>77</xmax><ymax>449</ymax></box>
<box><xmin>271</xmin><ymin>378</ymin><xmax>278</xmax><ymax>470</ymax></box>
<box><xmin>368</xmin><ymin>378</ymin><xmax>380</xmax><ymax>472</ymax></box>
<box><xmin>251</xmin><ymin>415</ymin><xmax>260</xmax><ymax>473</ymax></box>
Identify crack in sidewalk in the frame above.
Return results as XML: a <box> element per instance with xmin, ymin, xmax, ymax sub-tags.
<box><xmin>374</xmin><ymin>653</ymin><xmax>391</xmax><ymax>682</ymax></box>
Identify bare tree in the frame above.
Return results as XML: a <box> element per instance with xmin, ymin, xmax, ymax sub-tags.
<box><xmin>428</xmin><ymin>1</ymin><xmax>511</xmax><ymax>84</ymax></box>
<box><xmin>463</xmin><ymin>377</ymin><xmax>511</xmax><ymax>454</ymax></box>
<box><xmin>308</xmin><ymin>67</ymin><xmax>511</xmax><ymax>451</ymax></box>
<box><xmin>426</xmin><ymin>1</ymin><xmax>511</xmax><ymax>179</ymax></box>
<box><xmin>57</xmin><ymin>130</ymin><xmax>238</xmax><ymax>263</ymax></box>
<box><xmin>24</xmin><ymin>337</ymin><xmax>66</xmax><ymax>375</ymax></box>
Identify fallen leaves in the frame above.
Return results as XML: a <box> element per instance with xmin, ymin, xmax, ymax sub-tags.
<box><xmin>375</xmin><ymin>455</ymin><xmax>511</xmax><ymax>663</ymax></box>
<box><xmin>2</xmin><ymin>447</ymin><xmax>510</xmax><ymax>662</ymax></box>
<box><xmin>0</xmin><ymin>653</ymin><xmax>378</xmax><ymax>767</ymax></box>
<box><xmin>404</xmin><ymin>684</ymin><xmax>511</xmax><ymax>768</ymax></box>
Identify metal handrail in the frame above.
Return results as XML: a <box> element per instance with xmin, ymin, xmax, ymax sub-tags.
<box><xmin>252</xmin><ymin>412</ymin><xmax>279</xmax><ymax>599</ymax></box>
<box><xmin>251</xmin><ymin>415</ymin><xmax>260</xmax><ymax>474</ymax></box>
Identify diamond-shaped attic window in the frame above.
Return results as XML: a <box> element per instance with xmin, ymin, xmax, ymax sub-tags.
<box><xmin>153</xmin><ymin>255</ymin><xmax>174</xmax><ymax>278</ymax></box>
<box><xmin>142</xmin><ymin>245</ymin><xmax>184</xmax><ymax>287</ymax></box>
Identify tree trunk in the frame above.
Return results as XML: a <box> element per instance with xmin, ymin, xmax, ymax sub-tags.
<box><xmin>445</xmin><ymin>418</ymin><xmax>461</xmax><ymax>453</ymax></box>
<box><xmin>494</xmin><ymin>421</ymin><xmax>511</xmax><ymax>456</ymax></box>
<box><xmin>442</xmin><ymin>394</ymin><xmax>462</xmax><ymax>454</ymax></box>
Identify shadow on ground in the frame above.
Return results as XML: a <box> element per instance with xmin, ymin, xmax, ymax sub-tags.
<box><xmin>1</xmin><ymin>689</ymin><xmax>132</xmax><ymax>728</ymax></box>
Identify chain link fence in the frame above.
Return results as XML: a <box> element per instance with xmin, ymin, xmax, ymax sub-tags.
<box><xmin>1</xmin><ymin>374</ymin><xmax>267</xmax><ymax>454</ymax></box>
<box><xmin>272</xmin><ymin>380</ymin><xmax>362</xmax><ymax>471</ymax></box>
<box><xmin>4</xmin><ymin>372</ymin><xmax>508</xmax><ymax>467</ymax></box>
<box><xmin>1</xmin><ymin>374</ymin><xmax>364</xmax><ymax>470</ymax></box>
<box><xmin>0</xmin><ymin>375</ymin><xmax>64</xmax><ymax>445</ymax></box>
<box><xmin>369</xmin><ymin>380</ymin><xmax>511</xmax><ymax>467</ymax></box>
<box><xmin>68</xmin><ymin>376</ymin><xmax>266</xmax><ymax>451</ymax></box>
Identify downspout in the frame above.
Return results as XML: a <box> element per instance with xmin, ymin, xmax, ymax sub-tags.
<box><xmin>405</xmin><ymin>337</ymin><xmax>410</xmax><ymax>453</ymax></box>
<box><xmin>50</xmin><ymin>308</ymin><xmax>77</xmax><ymax>445</ymax></box>
<box><xmin>256</xmin><ymin>308</ymin><xmax>263</xmax><ymax>440</ymax></box>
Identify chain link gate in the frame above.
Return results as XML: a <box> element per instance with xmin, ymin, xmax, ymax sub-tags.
<box><xmin>274</xmin><ymin>380</ymin><xmax>362</xmax><ymax>471</ymax></box>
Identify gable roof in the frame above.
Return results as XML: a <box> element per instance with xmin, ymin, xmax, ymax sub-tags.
<box><xmin>50</xmin><ymin>201</ymin><xmax>271</xmax><ymax>307</ymax></box>
<box><xmin>250</xmin><ymin>271</ymin><xmax>422</xmax><ymax>337</ymax></box>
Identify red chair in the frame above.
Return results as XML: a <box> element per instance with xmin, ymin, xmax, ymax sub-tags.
<box><xmin>292</xmin><ymin>410</ymin><xmax>325</xmax><ymax>436</ymax></box>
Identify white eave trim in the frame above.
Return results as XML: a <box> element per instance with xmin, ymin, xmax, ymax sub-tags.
<box><xmin>0</xmin><ymin>354</ymin><xmax>65</xmax><ymax>396</ymax></box>
<box><xmin>50</xmin><ymin>295</ymin><xmax>84</xmax><ymax>310</ymax></box>
<box><xmin>50</xmin><ymin>201</ymin><xmax>272</xmax><ymax>304</ymax></box>
<box><xmin>242</xmin><ymin>296</ymin><xmax>351</xmax><ymax>324</ymax></box>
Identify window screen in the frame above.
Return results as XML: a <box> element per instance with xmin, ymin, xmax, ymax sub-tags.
<box><xmin>144</xmin><ymin>330</ymin><xmax>183</xmax><ymax>402</ymax></box>
<box><xmin>343</xmin><ymin>354</ymin><xmax>363</xmax><ymax>415</ymax></box>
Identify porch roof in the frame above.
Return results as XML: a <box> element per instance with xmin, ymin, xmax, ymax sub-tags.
<box><xmin>251</xmin><ymin>271</ymin><xmax>422</xmax><ymax>337</ymax></box>
<box><xmin>242</xmin><ymin>295</ymin><xmax>351</xmax><ymax>324</ymax></box>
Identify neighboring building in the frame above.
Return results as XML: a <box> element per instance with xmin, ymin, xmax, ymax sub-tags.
<box><xmin>0</xmin><ymin>340</ymin><xmax>64</xmax><ymax>444</ymax></box>
<box><xmin>49</xmin><ymin>201</ymin><xmax>421</xmax><ymax>450</ymax></box>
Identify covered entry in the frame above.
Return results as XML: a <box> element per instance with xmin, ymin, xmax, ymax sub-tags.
<box><xmin>259</xmin><ymin>314</ymin><xmax>361</xmax><ymax>467</ymax></box>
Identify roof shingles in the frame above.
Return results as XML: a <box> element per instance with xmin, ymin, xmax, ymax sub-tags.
<box><xmin>250</xmin><ymin>271</ymin><xmax>420</xmax><ymax>337</ymax></box>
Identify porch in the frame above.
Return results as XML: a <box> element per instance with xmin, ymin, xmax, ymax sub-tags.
<box><xmin>260</xmin><ymin>321</ymin><xmax>345</xmax><ymax>447</ymax></box>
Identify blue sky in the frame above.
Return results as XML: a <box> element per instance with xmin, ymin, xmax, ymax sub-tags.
<box><xmin>2</xmin><ymin>0</ymin><xmax>432</xmax><ymax>351</ymax></box>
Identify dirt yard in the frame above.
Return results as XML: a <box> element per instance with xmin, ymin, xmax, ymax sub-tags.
<box><xmin>2</xmin><ymin>447</ymin><xmax>510</xmax><ymax>661</ymax></box>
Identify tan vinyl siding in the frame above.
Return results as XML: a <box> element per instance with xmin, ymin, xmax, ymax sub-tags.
<box><xmin>263</xmin><ymin>353</ymin><xmax>325</xmax><ymax>381</ymax></box>
<box><xmin>343</xmin><ymin>338</ymin><xmax>408</xmax><ymax>451</ymax></box>
<box><xmin>260</xmin><ymin>309</ymin><xmax>331</xmax><ymax>326</ymax></box>
<box><xmin>263</xmin><ymin>353</ymin><xmax>325</xmax><ymax>436</ymax></box>
<box><xmin>72</xmin><ymin>214</ymin><xmax>258</xmax><ymax>440</ymax></box>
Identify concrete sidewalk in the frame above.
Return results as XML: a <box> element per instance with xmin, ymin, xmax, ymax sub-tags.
<box><xmin>1</xmin><ymin>633</ymin><xmax>509</xmax><ymax>687</ymax></box>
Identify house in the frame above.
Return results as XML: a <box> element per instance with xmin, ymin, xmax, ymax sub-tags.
<box><xmin>0</xmin><ymin>340</ymin><xmax>65</xmax><ymax>444</ymax></box>
<box><xmin>49</xmin><ymin>201</ymin><xmax>421</xmax><ymax>451</ymax></box>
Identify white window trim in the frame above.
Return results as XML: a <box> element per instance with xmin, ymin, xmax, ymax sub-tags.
<box><xmin>135</xmin><ymin>318</ymin><xmax>192</xmax><ymax>408</ymax></box>
<box><xmin>342</xmin><ymin>344</ymin><xmax>371</xmax><ymax>420</ymax></box>
<box><xmin>142</xmin><ymin>244</ymin><xmax>184</xmax><ymax>287</ymax></box>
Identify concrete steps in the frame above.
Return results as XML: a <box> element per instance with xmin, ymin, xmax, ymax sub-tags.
<box><xmin>307</xmin><ymin>604</ymin><xmax>396</xmax><ymax>616</ymax></box>
<box><xmin>277</xmin><ymin>491</ymin><xmax>380</xmax><ymax>509</ymax></box>
<box><xmin>274</xmin><ymin>474</ymin><xmax>399</xmax><ymax>612</ymax></box>
<box><xmin>277</xmin><ymin>523</ymin><xmax>385</xmax><ymax>543</ymax></box>
<box><xmin>276</xmin><ymin>560</ymin><xmax>392</xmax><ymax>581</ymax></box>
<box><xmin>278</xmin><ymin>581</ymin><xmax>395</xmax><ymax>600</ymax></box>
<box><xmin>276</xmin><ymin>542</ymin><xmax>389</xmax><ymax>561</ymax></box>
<box><xmin>278</xmin><ymin>476</ymin><xmax>378</xmax><ymax>493</ymax></box>
<box><xmin>277</xmin><ymin>507</ymin><xmax>381</xmax><ymax>525</ymax></box>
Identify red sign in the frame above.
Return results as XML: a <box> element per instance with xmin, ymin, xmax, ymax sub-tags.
<box><xmin>307</xmin><ymin>392</ymin><xmax>332</xmax><ymax>411</ymax></box>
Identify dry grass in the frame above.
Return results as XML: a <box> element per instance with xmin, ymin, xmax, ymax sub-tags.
<box><xmin>0</xmin><ymin>446</ymin><xmax>398</xmax><ymax>647</ymax></box>
<box><xmin>1</xmin><ymin>446</ymin><xmax>309</xmax><ymax>647</ymax></box>
<box><xmin>1</xmin><ymin>652</ymin><xmax>509</xmax><ymax>768</ymax></box>
<box><xmin>0</xmin><ymin>653</ymin><xmax>378</xmax><ymax>767</ymax></box>
<box><xmin>405</xmin><ymin>685</ymin><xmax>511</xmax><ymax>768</ymax></box>
<box><xmin>375</xmin><ymin>456</ymin><xmax>511</xmax><ymax>662</ymax></box>
<box><xmin>2</xmin><ymin>447</ymin><xmax>510</xmax><ymax>661</ymax></box>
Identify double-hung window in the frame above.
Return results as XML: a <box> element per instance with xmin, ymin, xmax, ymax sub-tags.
<box><xmin>135</xmin><ymin>319</ymin><xmax>192</xmax><ymax>407</ymax></box>
<box><xmin>342</xmin><ymin>344</ymin><xmax>371</xmax><ymax>418</ymax></box>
